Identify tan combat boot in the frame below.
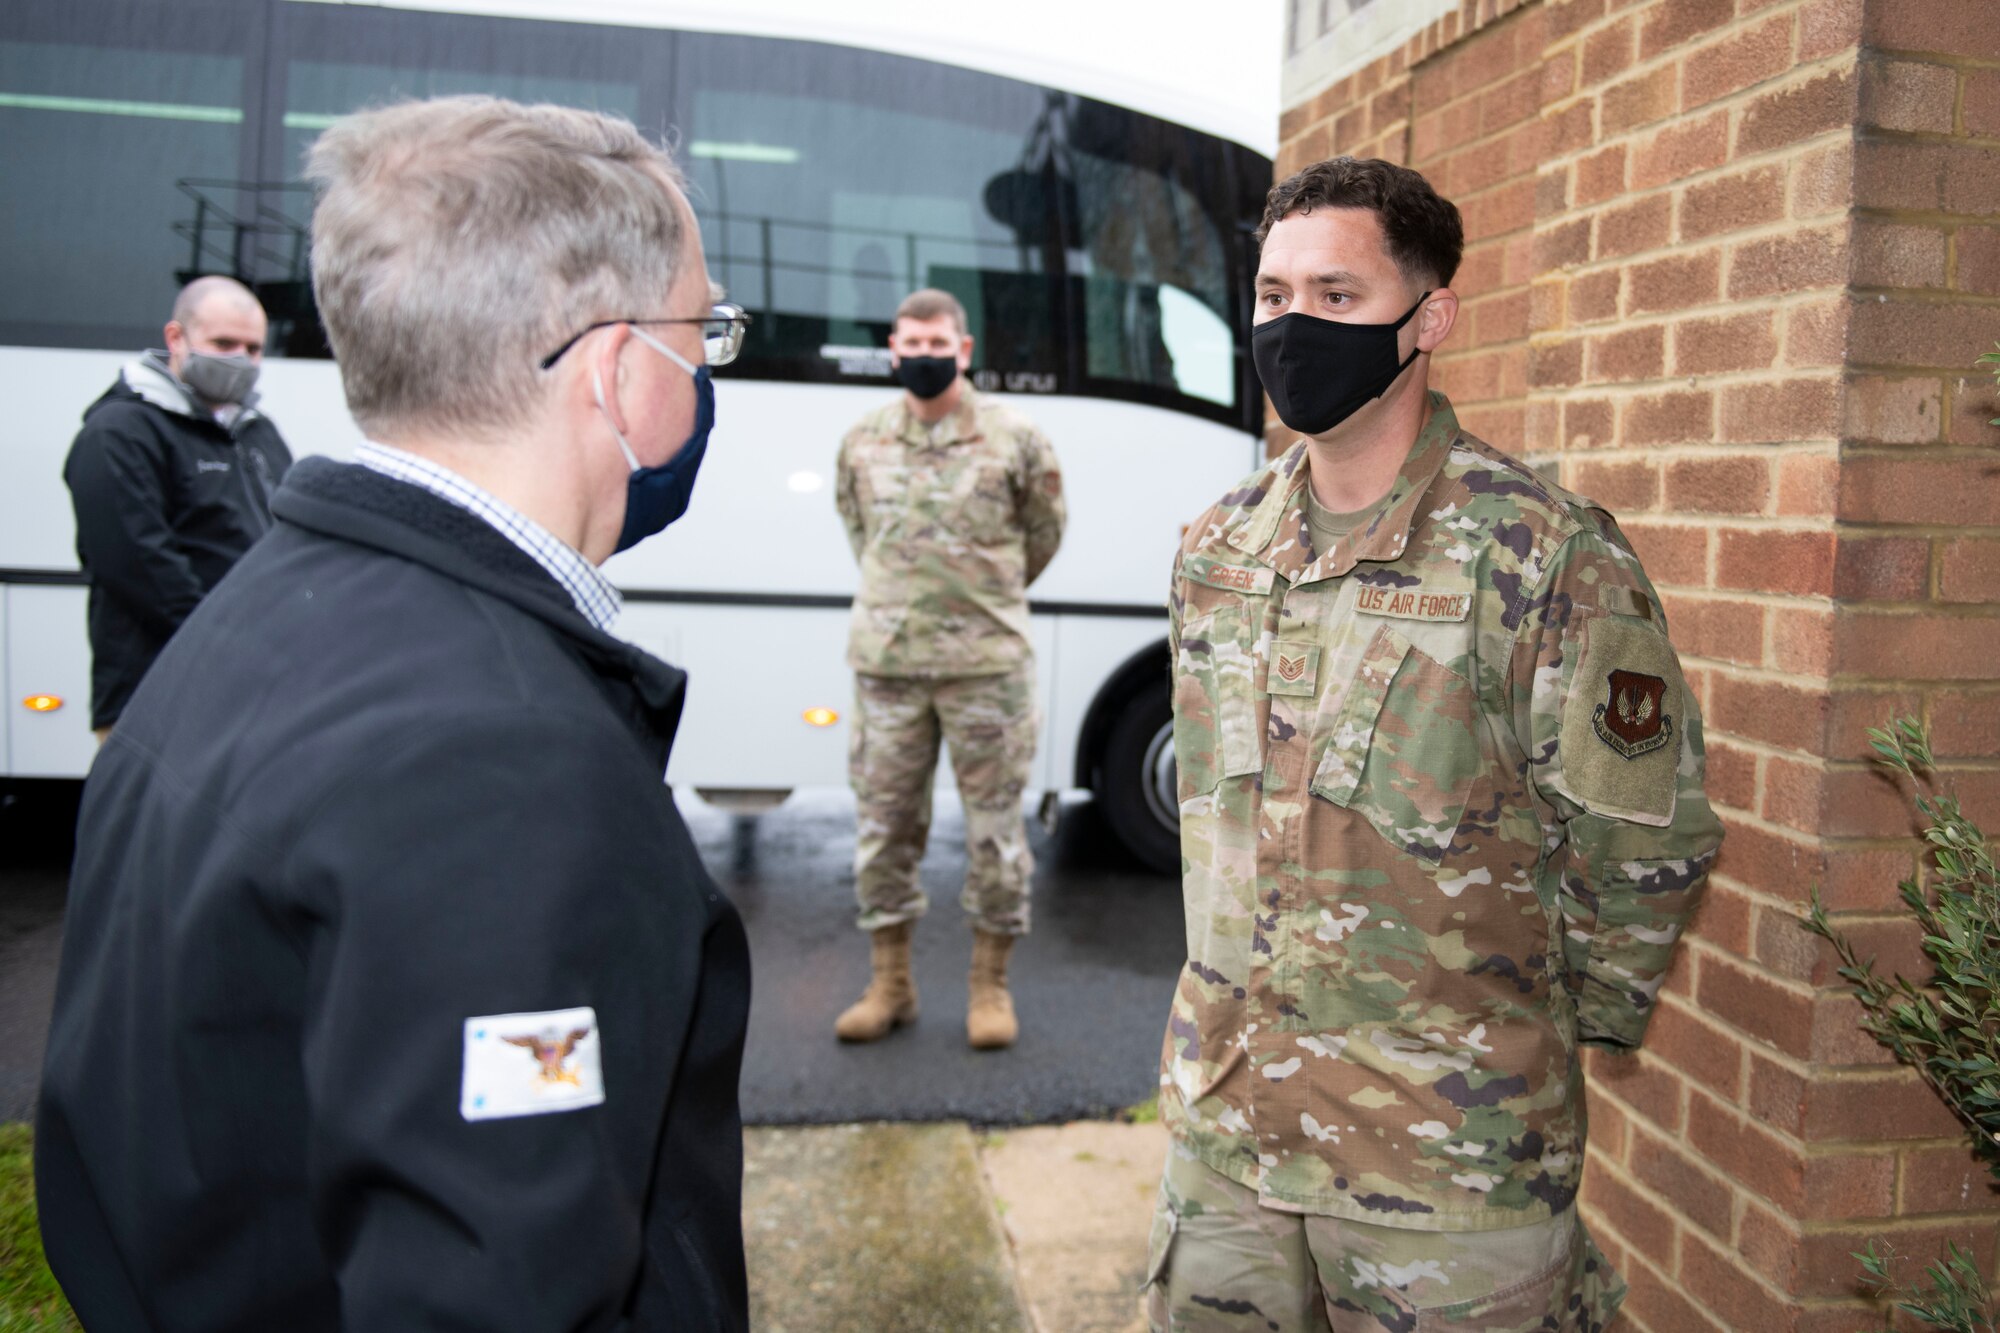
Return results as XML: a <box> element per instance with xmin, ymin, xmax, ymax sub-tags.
<box><xmin>834</xmin><ymin>922</ymin><xmax>918</xmax><ymax>1042</ymax></box>
<box><xmin>966</xmin><ymin>929</ymin><xmax>1019</xmax><ymax>1050</ymax></box>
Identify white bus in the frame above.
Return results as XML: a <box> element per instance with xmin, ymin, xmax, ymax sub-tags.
<box><xmin>0</xmin><ymin>0</ymin><xmax>1275</xmax><ymax>870</ymax></box>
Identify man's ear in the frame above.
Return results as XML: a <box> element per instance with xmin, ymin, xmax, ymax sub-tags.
<box><xmin>586</xmin><ymin>323</ymin><xmax>633</xmax><ymax>431</ymax></box>
<box><xmin>1415</xmin><ymin>289</ymin><xmax>1459</xmax><ymax>354</ymax></box>
<box><xmin>958</xmin><ymin>334</ymin><xmax>975</xmax><ymax>368</ymax></box>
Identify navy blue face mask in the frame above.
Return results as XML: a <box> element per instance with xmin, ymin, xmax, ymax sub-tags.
<box><xmin>593</xmin><ymin>327</ymin><xmax>715</xmax><ymax>553</ymax></box>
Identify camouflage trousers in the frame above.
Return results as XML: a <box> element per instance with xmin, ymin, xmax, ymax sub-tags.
<box><xmin>850</xmin><ymin>667</ymin><xmax>1037</xmax><ymax>936</ymax></box>
<box><xmin>1146</xmin><ymin>1149</ymin><xmax>1625</xmax><ymax>1333</ymax></box>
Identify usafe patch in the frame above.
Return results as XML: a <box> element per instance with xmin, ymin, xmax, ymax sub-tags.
<box><xmin>1558</xmin><ymin>613</ymin><xmax>1683</xmax><ymax>825</ymax></box>
<box><xmin>1355</xmin><ymin>585</ymin><xmax>1471</xmax><ymax>622</ymax></box>
<box><xmin>1185</xmin><ymin>554</ymin><xmax>1275</xmax><ymax>596</ymax></box>
<box><xmin>1594</xmin><ymin>668</ymin><xmax>1674</xmax><ymax>758</ymax></box>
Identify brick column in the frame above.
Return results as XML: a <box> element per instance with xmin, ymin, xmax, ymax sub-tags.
<box><xmin>1275</xmin><ymin>1</ymin><xmax>2000</xmax><ymax>1327</ymax></box>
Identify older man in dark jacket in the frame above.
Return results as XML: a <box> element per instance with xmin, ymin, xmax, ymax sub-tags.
<box><xmin>37</xmin><ymin>97</ymin><xmax>751</xmax><ymax>1331</ymax></box>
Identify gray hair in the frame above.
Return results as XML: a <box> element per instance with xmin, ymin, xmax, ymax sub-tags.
<box><xmin>305</xmin><ymin>96</ymin><xmax>689</xmax><ymax>439</ymax></box>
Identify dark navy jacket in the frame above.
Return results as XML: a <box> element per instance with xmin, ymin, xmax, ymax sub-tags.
<box><xmin>37</xmin><ymin>457</ymin><xmax>750</xmax><ymax>1331</ymax></box>
<box><xmin>62</xmin><ymin>354</ymin><xmax>294</xmax><ymax>728</ymax></box>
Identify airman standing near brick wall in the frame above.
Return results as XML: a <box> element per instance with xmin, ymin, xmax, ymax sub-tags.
<box><xmin>1146</xmin><ymin>157</ymin><xmax>1723</xmax><ymax>1331</ymax></box>
<box><xmin>833</xmin><ymin>288</ymin><xmax>1065</xmax><ymax>1051</ymax></box>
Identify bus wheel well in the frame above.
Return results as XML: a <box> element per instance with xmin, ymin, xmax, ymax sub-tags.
<box><xmin>1073</xmin><ymin>637</ymin><xmax>1172</xmax><ymax>791</ymax></box>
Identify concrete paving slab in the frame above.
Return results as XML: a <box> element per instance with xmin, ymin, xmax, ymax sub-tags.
<box><xmin>744</xmin><ymin>1122</ymin><xmax>1030</xmax><ymax>1333</ymax></box>
<box><xmin>978</xmin><ymin>1120</ymin><xmax>1168</xmax><ymax>1333</ymax></box>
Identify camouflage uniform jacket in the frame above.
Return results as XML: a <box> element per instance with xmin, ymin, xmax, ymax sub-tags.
<box><xmin>1161</xmin><ymin>392</ymin><xmax>1722</xmax><ymax>1231</ymax></box>
<box><xmin>836</xmin><ymin>386</ymin><xmax>1065</xmax><ymax>677</ymax></box>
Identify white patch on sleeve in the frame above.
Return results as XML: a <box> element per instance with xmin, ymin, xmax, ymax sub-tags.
<box><xmin>461</xmin><ymin>1005</ymin><xmax>605</xmax><ymax>1122</ymax></box>
<box><xmin>1262</xmin><ymin>1057</ymin><xmax>1304</xmax><ymax>1081</ymax></box>
<box><xmin>1300</xmin><ymin>1113</ymin><xmax>1341</xmax><ymax>1142</ymax></box>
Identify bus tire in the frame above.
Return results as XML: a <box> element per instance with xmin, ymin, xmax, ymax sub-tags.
<box><xmin>1096</xmin><ymin>678</ymin><xmax>1180</xmax><ymax>875</ymax></box>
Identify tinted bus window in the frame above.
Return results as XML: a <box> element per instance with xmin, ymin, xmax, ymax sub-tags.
<box><xmin>1067</xmin><ymin>103</ymin><xmax>1244</xmax><ymax>414</ymax></box>
<box><xmin>255</xmin><ymin>4</ymin><xmax>661</xmax><ymax>355</ymax></box>
<box><xmin>673</xmin><ymin>33</ymin><xmax>1266</xmax><ymax>429</ymax></box>
<box><xmin>0</xmin><ymin>2</ymin><xmax>258</xmax><ymax>352</ymax></box>
<box><xmin>1</xmin><ymin>2</ymin><xmax>1268</xmax><ymax>432</ymax></box>
<box><xmin>673</xmin><ymin>34</ymin><xmax>1057</xmax><ymax>395</ymax></box>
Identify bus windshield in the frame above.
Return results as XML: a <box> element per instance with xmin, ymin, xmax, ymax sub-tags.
<box><xmin>0</xmin><ymin>0</ymin><xmax>1269</xmax><ymax>432</ymax></box>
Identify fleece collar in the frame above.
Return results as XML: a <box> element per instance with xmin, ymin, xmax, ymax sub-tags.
<box><xmin>121</xmin><ymin>350</ymin><xmax>263</xmax><ymax>425</ymax></box>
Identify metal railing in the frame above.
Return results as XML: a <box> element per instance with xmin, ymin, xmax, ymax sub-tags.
<box><xmin>692</xmin><ymin>207</ymin><xmax>1039</xmax><ymax>320</ymax></box>
<box><xmin>171</xmin><ymin>178</ymin><xmax>315</xmax><ymax>286</ymax></box>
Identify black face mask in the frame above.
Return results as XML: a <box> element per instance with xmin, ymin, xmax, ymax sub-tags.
<box><xmin>894</xmin><ymin>355</ymin><xmax>959</xmax><ymax>401</ymax></box>
<box><xmin>1251</xmin><ymin>292</ymin><xmax>1430</xmax><ymax>436</ymax></box>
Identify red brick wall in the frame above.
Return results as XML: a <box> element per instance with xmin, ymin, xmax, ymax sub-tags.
<box><xmin>1277</xmin><ymin>1</ymin><xmax>2000</xmax><ymax>1328</ymax></box>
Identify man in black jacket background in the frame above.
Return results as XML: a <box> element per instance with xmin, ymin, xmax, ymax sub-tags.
<box><xmin>62</xmin><ymin>275</ymin><xmax>294</xmax><ymax>739</ymax></box>
<box><xmin>37</xmin><ymin>96</ymin><xmax>752</xmax><ymax>1331</ymax></box>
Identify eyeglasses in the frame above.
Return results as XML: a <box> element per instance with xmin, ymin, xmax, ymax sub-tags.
<box><xmin>539</xmin><ymin>301</ymin><xmax>751</xmax><ymax>371</ymax></box>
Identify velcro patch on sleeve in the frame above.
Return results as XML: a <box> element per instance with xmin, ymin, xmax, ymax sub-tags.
<box><xmin>1557</xmin><ymin>614</ymin><xmax>1683</xmax><ymax>826</ymax></box>
<box><xmin>1596</xmin><ymin>584</ymin><xmax>1655</xmax><ymax>621</ymax></box>
<box><xmin>462</xmin><ymin>1005</ymin><xmax>605</xmax><ymax>1122</ymax></box>
<box><xmin>1185</xmin><ymin>555</ymin><xmax>1275</xmax><ymax>596</ymax></box>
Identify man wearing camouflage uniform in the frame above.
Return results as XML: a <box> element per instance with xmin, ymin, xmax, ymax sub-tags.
<box><xmin>1147</xmin><ymin>158</ymin><xmax>1722</xmax><ymax>1331</ymax></box>
<box><xmin>833</xmin><ymin>288</ymin><xmax>1065</xmax><ymax>1050</ymax></box>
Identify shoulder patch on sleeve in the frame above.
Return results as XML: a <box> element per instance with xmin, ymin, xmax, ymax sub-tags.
<box><xmin>462</xmin><ymin>1006</ymin><xmax>605</xmax><ymax>1121</ymax></box>
<box><xmin>1559</xmin><ymin>614</ymin><xmax>1683</xmax><ymax>826</ymax></box>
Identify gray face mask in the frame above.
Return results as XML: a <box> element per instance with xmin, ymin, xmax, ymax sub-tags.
<box><xmin>180</xmin><ymin>351</ymin><xmax>259</xmax><ymax>405</ymax></box>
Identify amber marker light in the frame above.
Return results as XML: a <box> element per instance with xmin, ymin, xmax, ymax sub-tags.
<box><xmin>23</xmin><ymin>694</ymin><xmax>63</xmax><ymax>713</ymax></box>
<box><xmin>803</xmin><ymin>707</ymin><xmax>839</xmax><ymax>728</ymax></box>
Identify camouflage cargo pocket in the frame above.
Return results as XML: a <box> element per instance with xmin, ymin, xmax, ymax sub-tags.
<box><xmin>864</xmin><ymin>464</ymin><xmax>909</xmax><ymax>522</ymax></box>
<box><xmin>1411</xmin><ymin>1215</ymin><xmax>1625</xmax><ymax>1333</ymax></box>
<box><xmin>1311</xmin><ymin>622</ymin><xmax>1481</xmax><ymax>862</ymax></box>
<box><xmin>950</xmin><ymin>461</ymin><xmax>1016</xmax><ymax>542</ymax></box>
<box><xmin>1173</xmin><ymin>603</ymin><xmax>1264</xmax><ymax>802</ymax></box>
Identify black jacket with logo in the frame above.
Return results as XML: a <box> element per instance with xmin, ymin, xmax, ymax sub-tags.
<box><xmin>36</xmin><ymin>458</ymin><xmax>751</xmax><ymax>1331</ymax></box>
<box><xmin>62</xmin><ymin>354</ymin><xmax>294</xmax><ymax>727</ymax></box>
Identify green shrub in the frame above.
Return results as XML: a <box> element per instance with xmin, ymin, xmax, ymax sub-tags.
<box><xmin>1805</xmin><ymin>719</ymin><xmax>1999</xmax><ymax>1333</ymax></box>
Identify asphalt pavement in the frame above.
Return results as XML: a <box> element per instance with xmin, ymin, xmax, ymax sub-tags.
<box><xmin>701</xmin><ymin>789</ymin><xmax>1185</xmax><ymax>1126</ymax></box>
<box><xmin>0</xmin><ymin>782</ymin><xmax>1186</xmax><ymax>1128</ymax></box>
<box><xmin>0</xmin><ymin>783</ymin><xmax>76</xmax><ymax>1123</ymax></box>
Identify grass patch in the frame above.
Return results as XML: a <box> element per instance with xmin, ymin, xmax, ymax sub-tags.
<box><xmin>1120</xmin><ymin>1095</ymin><xmax>1159</xmax><ymax>1124</ymax></box>
<box><xmin>0</xmin><ymin>1123</ymin><xmax>77</xmax><ymax>1332</ymax></box>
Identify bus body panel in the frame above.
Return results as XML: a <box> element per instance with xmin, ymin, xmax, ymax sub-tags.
<box><xmin>2</xmin><ymin>350</ymin><xmax>1228</xmax><ymax>784</ymax></box>
<box><xmin>5</xmin><ymin>585</ymin><xmax>96</xmax><ymax>777</ymax></box>
<box><xmin>8</xmin><ymin>353</ymin><xmax>1245</xmax><ymax>600</ymax></box>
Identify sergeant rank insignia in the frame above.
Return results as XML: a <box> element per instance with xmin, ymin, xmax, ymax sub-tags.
<box><xmin>1593</xmin><ymin>669</ymin><xmax>1674</xmax><ymax>759</ymax></box>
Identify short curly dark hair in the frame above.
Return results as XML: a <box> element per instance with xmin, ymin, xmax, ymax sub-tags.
<box><xmin>1258</xmin><ymin>157</ymin><xmax>1464</xmax><ymax>289</ymax></box>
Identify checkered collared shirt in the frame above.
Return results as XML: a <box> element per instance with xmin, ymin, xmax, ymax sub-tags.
<box><xmin>354</xmin><ymin>442</ymin><xmax>622</xmax><ymax>632</ymax></box>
